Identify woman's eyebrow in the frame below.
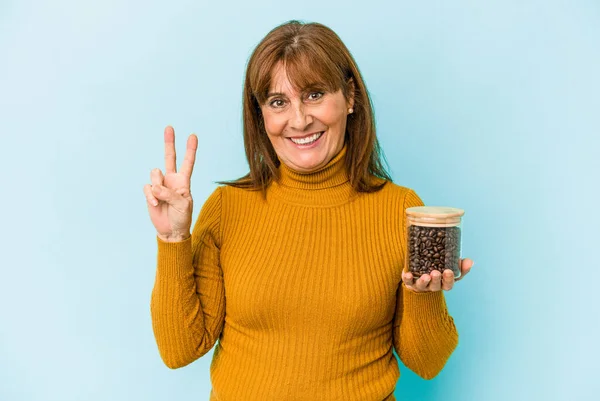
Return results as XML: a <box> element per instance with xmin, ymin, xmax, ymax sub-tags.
<box><xmin>267</xmin><ymin>86</ymin><xmax>322</xmax><ymax>98</ymax></box>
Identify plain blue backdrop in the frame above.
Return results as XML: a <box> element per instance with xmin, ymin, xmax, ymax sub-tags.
<box><xmin>1</xmin><ymin>1</ymin><xmax>598</xmax><ymax>400</ymax></box>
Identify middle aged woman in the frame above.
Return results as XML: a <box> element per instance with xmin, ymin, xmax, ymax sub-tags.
<box><xmin>145</xmin><ymin>19</ymin><xmax>475</xmax><ymax>401</ymax></box>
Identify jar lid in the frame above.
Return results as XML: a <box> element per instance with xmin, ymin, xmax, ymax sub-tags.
<box><xmin>406</xmin><ymin>206</ymin><xmax>465</xmax><ymax>227</ymax></box>
<box><xmin>406</xmin><ymin>206</ymin><xmax>465</xmax><ymax>218</ymax></box>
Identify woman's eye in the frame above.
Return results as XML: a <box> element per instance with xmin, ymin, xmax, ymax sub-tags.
<box><xmin>269</xmin><ymin>99</ymin><xmax>285</xmax><ymax>108</ymax></box>
<box><xmin>308</xmin><ymin>92</ymin><xmax>324</xmax><ymax>100</ymax></box>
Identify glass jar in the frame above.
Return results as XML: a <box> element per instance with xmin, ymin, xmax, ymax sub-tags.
<box><xmin>405</xmin><ymin>206</ymin><xmax>465</xmax><ymax>280</ymax></box>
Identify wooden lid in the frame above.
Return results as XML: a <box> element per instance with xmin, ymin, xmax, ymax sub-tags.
<box><xmin>406</xmin><ymin>206</ymin><xmax>465</xmax><ymax>227</ymax></box>
<box><xmin>406</xmin><ymin>206</ymin><xmax>465</xmax><ymax>218</ymax></box>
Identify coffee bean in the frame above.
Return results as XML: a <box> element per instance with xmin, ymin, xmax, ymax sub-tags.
<box><xmin>407</xmin><ymin>225</ymin><xmax>461</xmax><ymax>279</ymax></box>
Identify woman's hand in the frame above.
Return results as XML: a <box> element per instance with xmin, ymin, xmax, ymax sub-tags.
<box><xmin>402</xmin><ymin>258</ymin><xmax>475</xmax><ymax>293</ymax></box>
<box><xmin>143</xmin><ymin>126</ymin><xmax>198</xmax><ymax>242</ymax></box>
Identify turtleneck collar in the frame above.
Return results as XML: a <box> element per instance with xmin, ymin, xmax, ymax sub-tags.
<box><xmin>269</xmin><ymin>143</ymin><xmax>357</xmax><ymax>208</ymax></box>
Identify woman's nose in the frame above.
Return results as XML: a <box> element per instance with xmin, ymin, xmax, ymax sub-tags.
<box><xmin>290</xmin><ymin>104</ymin><xmax>313</xmax><ymax>130</ymax></box>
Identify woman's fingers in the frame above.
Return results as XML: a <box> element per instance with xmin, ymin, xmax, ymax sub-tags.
<box><xmin>442</xmin><ymin>269</ymin><xmax>455</xmax><ymax>291</ymax></box>
<box><xmin>151</xmin><ymin>168</ymin><xmax>164</xmax><ymax>187</ymax></box>
<box><xmin>429</xmin><ymin>270</ymin><xmax>442</xmax><ymax>291</ymax></box>
<box><xmin>143</xmin><ymin>184</ymin><xmax>158</xmax><ymax>207</ymax></box>
<box><xmin>403</xmin><ymin>266</ymin><xmax>463</xmax><ymax>292</ymax></box>
<box><xmin>152</xmin><ymin>182</ymin><xmax>177</xmax><ymax>203</ymax></box>
<box><xmin>150</xmin><ymin>168</ymin><xmax>174</xmax><ymax>203</ymax></box>
<box><xmin>164</xmin><ymin>126</ymin><xmax>177</xmax><ymax>174</ymax></box>
<box><xmin>402</xmin><ymin>272</ymin><xmax>430</xmax><ymax>292</ymax></box>
<box><xmin>456</xmin><ymin>258</ymin><xmax>474</xmax><ymax>282</ymax></box>
<box><xmin>163</xmin><ymin>126</ymin><xmax>197</xmax><ymax>181</ymax></box>
<box><xmin>402</xmin><ymin>271</ymin><xmax>447</xmax><ymax>292</ymax></box>
<box><xmin>414</xmin><ymin>274</ymin><xmax>430</xmax><ymax>291</ymax></box>
<box><xmin>146</xmin><ymin>168</ymin><xmax>164</xmax><ymax>206</ymax></box>
<box><xmin>179</xmin><ymin>133</ymin><xmax>198</xmax><ymax>178</ymax></box>
<box><xmin>402</xmin><ymin>272</ymin><xmax>415</xmax><ymax>286</ymax></box>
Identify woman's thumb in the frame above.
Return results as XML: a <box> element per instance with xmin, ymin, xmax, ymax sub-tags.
<box><xmin>152</xmin><ymin>184</ymin><xmax>176</xmax><ymax>203</ymax></box>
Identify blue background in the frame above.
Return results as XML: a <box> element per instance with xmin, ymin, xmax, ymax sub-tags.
<box><xmin>1</xmin><ymin>1</ymin><xmax>598</xmax><ymax>400</ymax></box>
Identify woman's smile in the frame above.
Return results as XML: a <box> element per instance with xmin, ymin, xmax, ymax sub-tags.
<box><xmin>287</xmin><ymin>130</ymin><xmax>325</xmax><ymax>147</ymax></box>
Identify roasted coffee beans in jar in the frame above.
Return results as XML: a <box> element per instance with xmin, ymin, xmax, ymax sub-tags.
<box><xmin>405</xmin><ymin>206</ymin><xmax>465</xmax><ymax>280</ymax></box>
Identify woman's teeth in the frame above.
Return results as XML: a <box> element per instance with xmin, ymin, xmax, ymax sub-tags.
<box><xmin>290</xmin><ymin>131</ymin><xmax>324</xmax><ymax>145</ymax></box>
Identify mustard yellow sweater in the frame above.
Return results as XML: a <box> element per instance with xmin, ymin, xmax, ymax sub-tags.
<box><xmin>150</xmin><ymin>144</ymin><xmax>459</xmax><ymax>401</ymax></box>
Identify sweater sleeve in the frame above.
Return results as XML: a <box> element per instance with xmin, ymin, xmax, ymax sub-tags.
<box><xmin>150</xmin><ymin>186</ymin><xmax>225</xmax><ymax>369</ymax></box>
<box><xmin>392</xmin><ymin>189</ymin><xmax>459</xmax><ymax>380</ymax></box>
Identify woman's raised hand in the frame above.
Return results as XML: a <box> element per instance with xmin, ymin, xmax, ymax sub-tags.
<box><xmin>143</xmin><ymin>126</ymin><xmax>198</xmax><ymax>242</ymax></box>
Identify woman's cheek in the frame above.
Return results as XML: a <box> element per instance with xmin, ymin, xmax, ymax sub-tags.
<box><xmin>267</xmin><ymin>119</ymin><xmax>287</xmax><ymax>137</ymax></box>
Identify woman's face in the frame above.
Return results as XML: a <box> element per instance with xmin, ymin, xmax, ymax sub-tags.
<box><xmin>260</xmin><ymin>63</ymin><xmax>354</xmax><ymax>173</ymax></box>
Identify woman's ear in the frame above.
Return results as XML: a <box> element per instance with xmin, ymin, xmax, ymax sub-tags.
<box><xmin>346</xmin><ymin>77</ymin><xmax>355</xmax><ymax>109</ymax></box>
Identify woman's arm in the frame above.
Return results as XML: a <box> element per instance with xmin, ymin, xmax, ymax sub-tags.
<box><xmin>393</xmin><ymin>282</ymin><xmax>459</xmax><ymax>379</ymax></box>
<box><xmin>392</xmin><ymin>189</ymin><xmax>459</xmax><ymax>379</ymax></box>
<box><xmin>150</xmin><ymin>186</ymin><xmax>225</xmax><ymax>369</ymax></box>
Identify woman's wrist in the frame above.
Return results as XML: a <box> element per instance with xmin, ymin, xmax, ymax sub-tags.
<box><xmin>157</xmin><ymin>232</ymin><xmax>191</xmax><ymax>242</ymax></box>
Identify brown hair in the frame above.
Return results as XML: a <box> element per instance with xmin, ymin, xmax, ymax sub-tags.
<box><xmin>216</xmin><ymin>20</ymin><xmax>392</xmax><ymax>197</ymax></box>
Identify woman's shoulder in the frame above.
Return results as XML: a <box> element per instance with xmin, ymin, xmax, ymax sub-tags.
<box><xmin>372</xmin><ymin>179</ymin><xmax>419</xmax><ymax>200</ymax></box>
<box><xmin>382</xmin><ymin>181</ymin><xmax>425</xmax><ymax>208</ymax></box>
<box><xmin>215</xmin><ymin>183</ymin><xmax>269</xmax><ymax>213</ymax></box>
<box><xmin>218</xmin><ymin>182</ymin><xmax>265</xmax><ymax>198</ymax></box>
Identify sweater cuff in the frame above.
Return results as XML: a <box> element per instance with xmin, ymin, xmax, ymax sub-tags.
<box><xmin>401</xmin><ymin>282</ymin><xmax>450</xmax><ymax>322</ymax></box>
<box><xmin>156</xmin><ymin>235</ymin><xmax>193</xmax><ymax>279</ymax></box>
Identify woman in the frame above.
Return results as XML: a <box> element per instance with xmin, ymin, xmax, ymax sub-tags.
<box><xmin>143</xmin><ymin>20</ymin><xmax>474</xmax><ymax>401</ymax></box>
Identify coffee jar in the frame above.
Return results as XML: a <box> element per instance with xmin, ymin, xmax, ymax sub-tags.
<box><xmin>405</xmin><ymin>206</ymin><xmax>465</xmax><ymax>280</ymax></box>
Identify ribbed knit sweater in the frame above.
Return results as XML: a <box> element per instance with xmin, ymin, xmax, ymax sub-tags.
<box><xmin>150</xmin><ymin>144</ymin><xmax>459</xmax><ymax>401</ymax></box>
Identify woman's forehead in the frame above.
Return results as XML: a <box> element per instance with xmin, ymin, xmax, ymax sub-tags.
<box><xmin>268</xmin><ymin>66</ymin><xmax>299</xmax><ymax>95</ymax></box>
<box><xmin>267</xmin><ymin>62</ymin><xmax>330</xmax><ymax>96</ymax></box>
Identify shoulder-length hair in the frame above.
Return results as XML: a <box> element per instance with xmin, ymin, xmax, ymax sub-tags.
<box><xmin>217</xmin><ymin>20</ymin><xmax>392</xmax><ymax>197</ymax></box>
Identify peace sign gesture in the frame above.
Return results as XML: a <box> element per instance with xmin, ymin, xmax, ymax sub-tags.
<box><xmin>143</xmin><ymin>126</ymin><xmax>198</xmax><ymax>242</ymax></box>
